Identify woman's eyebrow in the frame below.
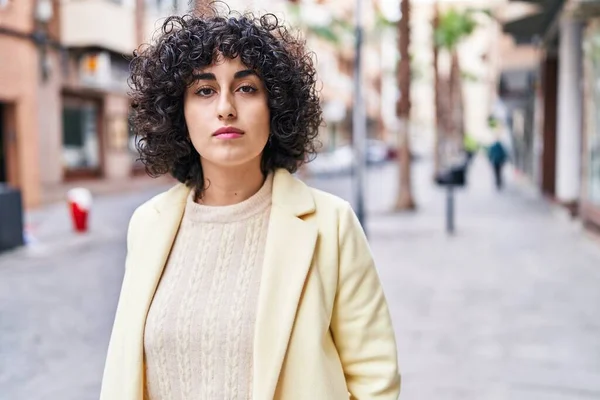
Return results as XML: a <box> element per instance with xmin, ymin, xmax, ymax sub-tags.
<box><xmin>233</xmin><ymin>69</ymin><xmax>256</xmax><ymax>79</ymax></box>
<box><xmin>192</xmin><ymin>72</ymin><xmax>216</xmax><ymax>81</ymax></box>
<box><xmin>191</xmin><ymin>69</ymin><xmax>256</xmax><ymax>81</ymax></box>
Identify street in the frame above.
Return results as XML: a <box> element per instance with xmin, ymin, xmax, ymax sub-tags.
<box><xmin>1</xmin><ymin>155</ymin><xmax>600</xmax><ymax>399</ymax></box>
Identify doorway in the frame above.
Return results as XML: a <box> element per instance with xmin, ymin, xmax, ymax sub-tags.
<box><xmin>0</xmin><ymin>102</ymin><xmax>6</xmax><ymax>183</ymax></box>
<box><xmin>541</xmin><ymin>54</ymin><xmax>558</xmax><ymax>197</ymax></box>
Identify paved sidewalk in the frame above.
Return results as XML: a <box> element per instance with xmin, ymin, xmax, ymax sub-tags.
<box><xmin>330</xmin><ymin>156</ymin><xmax>600</xmax><ymax>400</ymax></box>
<box><xmin>1</xmin><ymin>155</ymin><xmax>600</xmax><ymax>399</ymax></box>
<box><xmin>39</xmin><ymin>173</ymin><xmax>174</xmax><ymax>206</ymax></box>
<box><xmin>0</xmin><ymin>186</ymin><xmax>171</xmax><ymax>400</ymax></box>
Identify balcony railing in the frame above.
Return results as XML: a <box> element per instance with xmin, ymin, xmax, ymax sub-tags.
<box><xmin>60</xmin><ymin>0</ymin><xmax>136</xmax><ymax>55</ymax></box>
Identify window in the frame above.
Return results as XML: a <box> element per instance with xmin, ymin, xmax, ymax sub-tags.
<box><xmin>62</xmin><ymin>98</ymin><xmax>101</xmax><ymax>173</ymax></box>
<box><xmin>146</xmin><ymin>0</ymin><xmax>179</xmax><ymax>13</ymax></box>
<box><xmin>584</xmin><ymin>25</ymin><xmax>600</xmax><ymax>206</ymax></box>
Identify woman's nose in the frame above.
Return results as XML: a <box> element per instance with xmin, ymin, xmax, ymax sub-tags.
<box><xmin>217</xmin><ymin>93</ymin><xmax>237</xmax><ymax>120</ymax></box>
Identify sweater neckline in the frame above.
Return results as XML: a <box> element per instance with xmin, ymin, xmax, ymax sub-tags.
<box><xmin>184</xmin><ymin>174</ymin><xmax>273</xmax><ymax>223</ymax></box>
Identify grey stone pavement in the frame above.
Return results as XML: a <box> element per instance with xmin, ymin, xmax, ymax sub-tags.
<box><xmin>1</xmin><ymin>154</ymin><xmax>600</xmax><ymax>399</ymax></box>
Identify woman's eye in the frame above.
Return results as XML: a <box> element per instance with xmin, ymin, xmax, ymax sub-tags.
<box><xmin>196</xmin><ymin>87</ymin><xmax>215</xmax><ymax>97</ymax></box>
<box><xmin>238</xmin><ymin>85</ymin><xmax>257</xmax><ymax>94</ymax></box>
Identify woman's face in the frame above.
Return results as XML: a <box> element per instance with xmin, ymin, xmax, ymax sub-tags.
<box><xmin>184</xmin><ymin>56</ymin><xmax>270</xmax><ymax>171</ymax></box>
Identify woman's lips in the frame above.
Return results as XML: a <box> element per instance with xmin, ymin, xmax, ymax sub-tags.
<box><xmin>214</xmin><ymin>132</ymin><xmax>243</xmax><ymax>139</ymax></box>
<box><xmin>212</xmin><ymin>126</ymin><xmax>244</xmax><ymax>139</ymax></box>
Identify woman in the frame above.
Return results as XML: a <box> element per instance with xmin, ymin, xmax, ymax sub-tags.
<box><xmin>101</xmin><ymin>8</ymin><xmax>400</xmax><ymax>400</ymax></box>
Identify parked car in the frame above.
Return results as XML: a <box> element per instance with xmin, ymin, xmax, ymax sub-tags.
<box><xmin>306</xmin><ymin>140</ymin><xmax>395</xmax><ymax>176</ymax></box>
<box><xmin>366</xmin><ymin>139</ymin><xmax>391</xmax><ymax>165</ymax></box>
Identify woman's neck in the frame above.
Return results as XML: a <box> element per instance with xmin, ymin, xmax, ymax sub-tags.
<box><xmin>197</xmin><ymin>162</ymin><xmax>266</xmax><ymax>206</ymax></box>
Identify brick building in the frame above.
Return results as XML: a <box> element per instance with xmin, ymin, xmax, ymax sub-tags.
<box><xmin>0</xmin><ymin>0</ymin><xmax>164</xmax><ymax>209</ymax></box>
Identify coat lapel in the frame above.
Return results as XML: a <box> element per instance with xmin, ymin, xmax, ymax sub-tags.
<box><xmin>253</xmin><ymin>169</ymin><xmax>317</xmax><ymax>400</ymax></box>
<box><xmin>122</xmin><ymin>183</ymin><xmax>190</xmax><ymax>398</ymax></box>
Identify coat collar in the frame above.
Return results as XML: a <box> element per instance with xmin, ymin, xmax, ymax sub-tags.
<box><xmin>151</xmin><ymin>168</ymin><xmax>315</xmax><ymax>217</ymax></box>
<box><xmin>129</xmin><ymin>168</ymin><xmax>317</xmax><ymax>400</ymax></box>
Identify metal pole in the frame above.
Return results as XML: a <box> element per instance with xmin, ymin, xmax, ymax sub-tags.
<box><xmin>353</xmin><ymin>0</ymin><xmax>367</xmax><ymax>233</ymax></box>
<box><xmin>446</xmin><ymin>183</ymin><xmax>454</xmax><ymax>234</ymax></box>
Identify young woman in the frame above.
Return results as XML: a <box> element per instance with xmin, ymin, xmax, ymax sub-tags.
<box><xmin>100</xmin><ymin>8</ymin><xmax>400</xmax><ymax>400</ymax></box>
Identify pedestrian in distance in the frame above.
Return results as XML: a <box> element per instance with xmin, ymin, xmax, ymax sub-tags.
<box><xmin>486</xmin><ymin>116</ymin><xmax>509</xmax><ymax>191</ymax></box>
<box><xmin>487</xmin><ymin>139</ymin><xmax>508</xmax><ymax>190</ymax></box>
<box><xmin>100</xmin><ymin>5</ymin><xmax>400</xmax><ymax>400</ymax></box>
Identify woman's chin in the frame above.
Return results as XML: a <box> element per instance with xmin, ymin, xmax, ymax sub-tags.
<box><xmin>201</xmin><ymin>153</ymin><xmax>263</xmax><ymax>170</ymax></box>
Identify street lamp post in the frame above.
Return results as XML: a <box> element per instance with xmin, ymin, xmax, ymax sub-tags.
<box><xmin>34</xmin><ymin>0</ymin><xmax>53</xmax><ymax>82</ymax></box>
<box><xmin>353</xmin><ymin>0</ymin><xmax>368</xmax><ymax>233</ymax></box>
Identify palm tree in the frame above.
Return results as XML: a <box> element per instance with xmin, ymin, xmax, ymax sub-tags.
<box><xmin>433</xmin><ymin>7</ymin><xmax>478</xmax><ymax>171</ymax></box>
<box><xmin>433</xmin><ymin>1</ymin><xmax>441</xmax><ymax>177</ymax></box>
<box><xmin>395</xmin><ymin>0</ymin><xmax>416</xmax><ymax>210</ymax></box>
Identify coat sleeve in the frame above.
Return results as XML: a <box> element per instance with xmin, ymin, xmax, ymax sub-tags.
<box><xmin>99</xmin><ymin>207</ymin><xmax>144</xmax><ymax>400</ymax></box>
<box><xmin>330</xmin><ymin>201</ymin><xmax>401</xmax><ymax>400</ymax></box>
<box><xmin>124</xmin><ymin>207</ymin><xmax>142</xmax><ymax>269</ymax></box>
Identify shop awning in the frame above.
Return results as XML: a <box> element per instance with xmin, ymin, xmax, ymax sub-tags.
<box><xmin>503</xmin><ymin>0</ymin><xmax>565</xmax><ymax>44</ymax></box>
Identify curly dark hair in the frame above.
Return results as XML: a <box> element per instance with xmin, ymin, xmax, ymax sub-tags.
<box><xmin>129</xmin><ymin>6</ymin><xmax>322</xmax><ymax>193</ymax></box>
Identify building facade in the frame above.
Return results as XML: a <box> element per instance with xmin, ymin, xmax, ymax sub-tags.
<box><xmin>0</xmin><ymin>0</ymin><xmax>147</xmax><ymax>208</ymax></box>
<box><xmin>0</xmin><ymin>0</ymin><xmax>46</xmax><ymax>208</ymax></box>
<box><xmin>1</xmin><ymin>0</ymin><xmax>388</xmax><ymax>208</ymax></box>
<box><xmin>581</xmin><ymin>16</ymin><xmax>600</xmax><ymax>229</ymax></box>
<box><xmin>502</xmin><ymin>0</ymin><xmax>600</xmax><ymax>230</ymax></box>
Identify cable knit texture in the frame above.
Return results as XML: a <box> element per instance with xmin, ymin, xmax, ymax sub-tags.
<box><xmin>144</xmin><ymin>174</ymin><xmax>273</xmax><ymax>400</ymax></box>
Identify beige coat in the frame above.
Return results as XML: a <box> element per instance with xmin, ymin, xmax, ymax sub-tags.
<box><xmin>100</xmin><ymin>168</ymin><xmax>400</xmax><ymax>400</ymax></box>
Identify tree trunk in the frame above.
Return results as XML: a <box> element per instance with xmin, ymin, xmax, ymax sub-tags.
<box><xmin>450</xmin><ymin>50</ymin><xmax>464</xmax><ymax>142</ymax></box>
<box><xmin>433</xmin><ymin>1</ymin><xmax>441</xmax><ymax>176</ymax></box>
<box><xmin>135</xmin><ymin>0</ymin><xmax>145</xmax><ymax>47</ymax></box>
<box><xmin>395</xmin><ymin>0</ymin><xmax>416</xmax><ymax>211</ymax></box>
<box><xmin>447</xmin><ymin>52</ymin><xmax>457</xmax><ymax>140</ymax></box>
<box><xmin>436</xmin><ymin>50</ymin><xmax>460</xmax><ymax>170</ymax></box>
<box><xmin>438</xmin><ymin>75</ymin><xmax>452</xmax><ymax>169</ymax></box>
<box><xmin>447</xmin><ymin>49</ymin><xmax>464</xmax><ymax>161</ymax></box>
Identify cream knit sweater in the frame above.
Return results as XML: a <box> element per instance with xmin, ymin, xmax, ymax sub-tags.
<box><xmin>143</xmin><ymin>175</ymin><xmax>273</xmax><ymax>400</ymax></box>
